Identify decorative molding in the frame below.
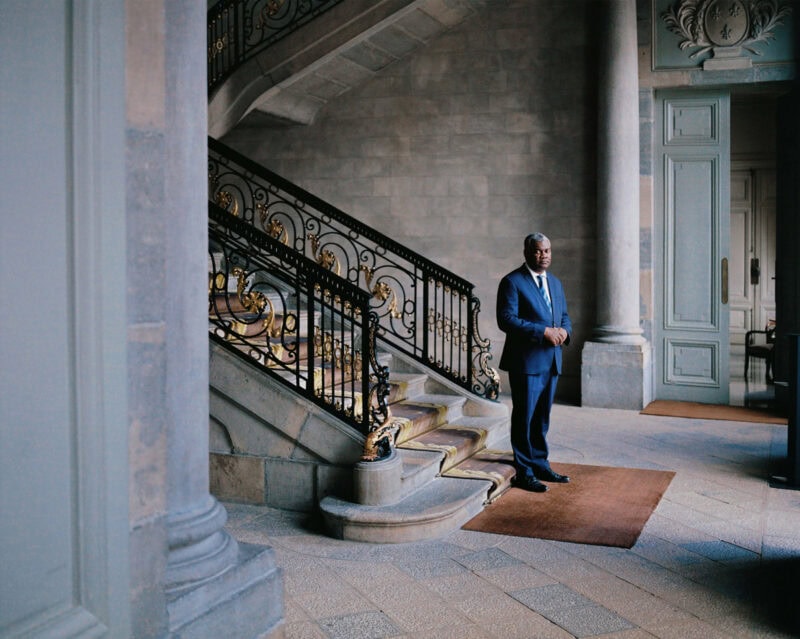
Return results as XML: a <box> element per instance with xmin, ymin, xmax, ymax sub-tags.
<box><xmin>69</xmin><ymin>0</ymin><xmax>131</xmax><ymax>636</ymax></box>
<box><xmin>661</xmin><ymin>0</ymin><xmax>793</xmax><ymax>69</ymax></box>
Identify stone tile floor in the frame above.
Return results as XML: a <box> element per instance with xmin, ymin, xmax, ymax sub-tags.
<box><xmin>226</xmin><ymin>355</ymin><xmax>798</xmax><ymax>638</ymax></box>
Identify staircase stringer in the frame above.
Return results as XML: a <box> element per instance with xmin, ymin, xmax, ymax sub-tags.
<box><xmin>210</xmin><ymin>340</ymin><xmax>365</xmax><ymax>512</ymax></box>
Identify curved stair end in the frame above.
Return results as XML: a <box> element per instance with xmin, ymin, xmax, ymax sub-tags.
<box><xmin>319</xmin><ymin>476</ymin><xmax>492</xmax><ymax>543</ymax></box>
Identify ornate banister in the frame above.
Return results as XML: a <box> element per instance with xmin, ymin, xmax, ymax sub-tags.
<box><xmin>209</xmin><ymin>202</ymin><xmax>390</xmax><ymax>434</ymax></box>
<box><xmin>208</xmin><ymin>137</ymin><xmax>500</xmax><ymax>400</ymax></box>
<box><xmin>208</xmin><ymin>0</ymin><xmax>346</xmax><ymax>94</ymax></box>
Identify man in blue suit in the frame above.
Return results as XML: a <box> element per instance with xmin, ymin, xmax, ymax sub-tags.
<box><xmin>497</xmin><ymin>233</ymin><xmax>572</xmax><ymax>493</ymax></box>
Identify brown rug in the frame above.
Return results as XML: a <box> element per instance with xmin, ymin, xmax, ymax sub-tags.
<box><xmin>641</xmin><ymin>400</ymin><xmax>786</xmax><ymax>424</ymax></box>
<box><xmin>462</xmin><ymin>463</ymin><xmax>675</xmax><ymax>548</ymax></box>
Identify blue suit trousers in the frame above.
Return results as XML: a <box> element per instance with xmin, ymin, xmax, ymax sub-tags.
<box><xmin>508</xmin><ymin>368</ymin><xmax>559</xmax><ymax>479</ymax></box>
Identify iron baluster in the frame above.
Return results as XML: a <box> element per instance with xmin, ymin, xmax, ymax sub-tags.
<box><xmin>422</xmin><ymin>270</ymin><xmax>429</xmax><ymax>371</ymax></box>
<box><xmin>361</xmin><ymin>311</ymin><xmax>370</xmax><ymax>433</ymax></box>
<box><xmin>466</xmin><ymin>294</ymin><xmax>475</xmax><ymax>391</ymax></box>
<box><xmin>449</xmin><ymin>284</ymin><xmax>455</xmax><ymax>379</ymax></box>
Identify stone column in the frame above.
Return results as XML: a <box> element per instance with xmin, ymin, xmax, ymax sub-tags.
<box><xmin>581</xmin><ymin>0</ymin><xmax>652</xmax><ymax>409</ymax></box>
<box><xmin>158</xmin><ymin>0</ymin><xmax>240</xmax><ymax>599</ymax></box>
<box><xmin>125</xmin><ymin>2</ymin><xmax>283</xmax><ymax>636</ymax></box>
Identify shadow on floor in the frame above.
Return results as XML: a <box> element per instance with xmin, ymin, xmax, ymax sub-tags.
<box><xmin>721</xmin><ymin>556</ymin><xmax>800</xmax><ymax>636</ymax></box>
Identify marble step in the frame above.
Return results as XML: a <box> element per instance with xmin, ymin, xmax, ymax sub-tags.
<box><xmin>442</xmin><ymin>449</ymin><xmax>516</xmax><ymax>502</ymax></box>
<box><xmin>386</xmin><ymin>372</ymin><xmax>428</xmax><ymax>404</ymax></box>
<box><xmin>397</xmin><ymin>413</ymin><xmax>508</xmax><ymax>474</ymax></box>
<box><xmin>390</xmin><ymin>393</ymin><xmax>466</xmax><ymax>443</ymax></box>
<box><xmin>319</xmin><ymin>475</ymin><xmax>491</xmax><ymax>543</ymax></box>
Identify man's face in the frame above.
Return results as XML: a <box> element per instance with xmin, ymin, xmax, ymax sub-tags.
<box><xmin>525</xmin><ymin>239</ymin><xmax>551</xmax><ymax>273</ymax></box>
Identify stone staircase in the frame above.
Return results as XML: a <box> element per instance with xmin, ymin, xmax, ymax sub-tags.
<box><xmin>207</xmin><ymin>0</ymin><xmax>511</xmax><ymax>541</ymax></box>
<box><xmin>209</xmin><ymin>328</ymin><xmax>513</xmax><ymax>542</ymax></box>
<box><xmin>208</xmin><ymin>211</ymin><xmax>511</xmax><ymax>542</ymax></box>
<box><xmin>319</xmin><ymin>361</ymin><xmax>514</xmax><ymax>543</ymax></box>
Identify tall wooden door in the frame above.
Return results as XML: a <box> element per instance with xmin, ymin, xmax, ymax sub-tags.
<box><xmin>655</xmin><ymin>91</ymin><xmax>731</xmax><ymax>403</ymax></box>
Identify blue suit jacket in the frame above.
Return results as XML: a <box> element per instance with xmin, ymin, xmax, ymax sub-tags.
<box><xmin>496</xmin><ymin>264</ymin><xmax>572</xmax><ymax>375</ymax></box>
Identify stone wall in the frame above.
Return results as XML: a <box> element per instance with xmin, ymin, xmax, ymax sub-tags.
<box><xmin>222</xmin><ymin>0</ymin><xmax>600</xmax><ymax>402</ymax></box>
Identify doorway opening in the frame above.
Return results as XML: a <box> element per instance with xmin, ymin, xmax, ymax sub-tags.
<box><xmin>729</xmin><ymin>91</ymin><xmax>778</xmax><ymax>408</ymax></box>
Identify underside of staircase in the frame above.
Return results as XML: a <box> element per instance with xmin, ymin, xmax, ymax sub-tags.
<box><xmin>209</xmin><ymin>0</ymin><xmax>489</xmax><ymax>136</ymax></box>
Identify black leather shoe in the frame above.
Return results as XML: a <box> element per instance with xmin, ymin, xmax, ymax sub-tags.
<box><xmin>512</xmin><ymin>476</ymin><xmax>548</xmax><ymax>493</ymax></box>
<box><xmin>536</xmin><ymin>469</ymin><xmax>570</xmax><ymax>483</ymax></box>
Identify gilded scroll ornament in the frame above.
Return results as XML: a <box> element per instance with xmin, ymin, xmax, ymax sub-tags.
<box><xmin>361</xmin><ymin>416</ymin><xmax>400</xmax><ymax>461</ymax></box>
<box><xmin>360</xmin><ymin>265</ymin><xmax>402</xmax><ymax>319</ymax></box>
<box><xmin>265</xmin><ymin>217</ymin><xmax>288</xmax><ymax>244</ymax></box>
<box><xmin>215</xmin><ymin>190</ymin><xmax>239</xmax><ymax>217</ymax></box>
<box><xmin>662</xmin><ymin>0</ymin><xmax>792</xmax><ymax>68</ymax></box>
<box><xmin>307</xmin><ymin>233</ymin><xmax>341</xmax><ymax>275</ymax></box>
<box><xmin>477</xmin><ymin>351</ymin><xmax>501</xmax><ymax>400</ymax></box>
<box><xmin>208</xmin><ymin>272</ymin><xmax>226</xmax><ymax>298</ymax></box>
<box><xmin>372</xmin><ymin>282</ymin><xmax>402</xmax><ymax>319</ymax></box>
<box><xmin>256</xmin><ymin>0</ymin><xmax>287</xmax><ymax>29</ymax></box>
<box><xmin>470</xmin><ymin>296</ymin><xmax>500</xmax><ymax>399</ymax></box>
<box><xmin>232</xmin><ymin>267</ymin><xmax>267</xmax><ymax>314</ymax></box>
<box><xmin>208</xmin><ymin>34</ymin><xmax>228</xmax><ymax>63</ymax></box>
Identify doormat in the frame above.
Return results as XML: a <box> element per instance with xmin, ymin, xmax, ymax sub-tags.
<box><xmin>641</xmin><ymin>400</ymin><xmax>786</xmax><ymax>424</ymax></box>
<box><xmin>462</xmin><ymin>463</ymin><xmax>675</xmax><ymax>548</ymax></box>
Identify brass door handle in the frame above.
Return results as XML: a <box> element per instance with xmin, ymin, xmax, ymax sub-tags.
<box><xmin>721</xmin><ymin>257</ymin><xmax>728</xmax><ymax>304</ymax></box>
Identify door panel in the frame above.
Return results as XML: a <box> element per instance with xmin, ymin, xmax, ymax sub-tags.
<box><xmin>656</xmin><ymin>91</ymin><xmax>730</xmax><ymax>403</ymax></box>
<box><xmin>668</xmin><ymin>158</ymin><xmax>715</xmax><ymax>327</ymax></box>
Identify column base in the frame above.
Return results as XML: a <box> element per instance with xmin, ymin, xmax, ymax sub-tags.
<box><xmin>581</xmin><ymin>340</ymin><xmax>652</xmax><ymax>409</ymax></box>
<box><xmin>165</xmin><ymin>496</ymin><xmax>240</xmax><ymax>596</ymax></box>
<box><xmin>167</xmin><ymin>542</ymin><xmax>284</xmax><ymax>639</ymax></box>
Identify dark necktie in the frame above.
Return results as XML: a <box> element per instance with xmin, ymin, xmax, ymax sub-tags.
<box><xmin>536</xmin><ymin>275</ymin><xmax>551</xmax><ymax>311</ymax></box>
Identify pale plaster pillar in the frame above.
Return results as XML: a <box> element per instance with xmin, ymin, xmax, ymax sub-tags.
<box><xmin>126</xmin><ymin>2</ymin><xmax>283</xmax><ymax>636</ymax></box>
<box><xmin>581</xmin><ymin>0</ymin><xmax>652</xmax><ymax>409</ymax></box>
<box><xmin>159</xmin><ymin>0</ymin><xmax>239</xmax><ymax>597</ymax></box>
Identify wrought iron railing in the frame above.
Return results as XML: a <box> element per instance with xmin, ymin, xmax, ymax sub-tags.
<box><xmin>208</xmin><ymin>0</ymin><xmax>346</xmax><ymax>94</ymax></box>
<box><xmin>209</xmin><ymin>202</ymin><xmax>390</xmax><ymax>433</ymax></box>
<box><xmin>208</xmin><ymin>138</ymin><xmax>500</xmax><ymax>400</ymax></box>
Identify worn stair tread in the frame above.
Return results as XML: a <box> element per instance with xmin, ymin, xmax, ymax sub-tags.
<box><xmin>448</xmin><ymin>414</ymin><xmax>509</xmax><ymax>449</ymax></box>
<box><xmin>390</xmin><ymin>394</ymin><xmax>467</xmax><ymax>443</ymax></box>
<box><xmin>398</xmin><ymin>423</ymin><xmax>489</xmax><ymax>473</ymax></box>
<box><xmin>442</xmin><ymin>449</ymin><xmax>516</xmax><ymax>502</ymax></box>
<box><xmin>386</xmin><ymin>372</ymin><xmax>428</xmax><ymax>403</ymax></box>
<box><xmin>407</xmin><ymin>393</ymin><xmax>467</xmax><ymax>410</ymax></box>
<box><xmin>397</xmin><ymin>448</ymin><xmax>444</xmax><ymax>493</ymax></box>
<box><xmin>390</xmin><ymin>402</ymin><xmax>448</xmax><ymax>443</ymax></box>
<box><xmin>320</xmin><ymin>475</ymin><xmax>491</xmax><ymax>542</ymax></box>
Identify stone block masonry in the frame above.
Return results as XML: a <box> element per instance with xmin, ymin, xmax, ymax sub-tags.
<box><xmin>223</xmin><ymin>0</ymin><xmax>600</xmax><ymax>403</ymax></box>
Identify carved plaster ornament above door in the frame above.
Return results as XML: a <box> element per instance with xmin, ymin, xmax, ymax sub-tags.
<box><xmin>662</xmin><ymin>0</ymin><xmax>793</xmax><ymax>70</ymax></box>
